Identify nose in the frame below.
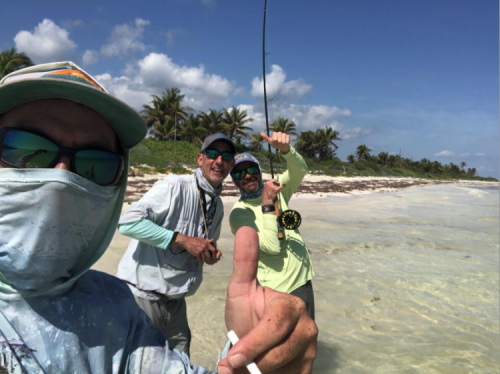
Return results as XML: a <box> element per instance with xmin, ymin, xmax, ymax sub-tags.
<box><xmin>54</xmin><ymin>155</ymin><xmax>71</xmax><ymax>171</ymax></box>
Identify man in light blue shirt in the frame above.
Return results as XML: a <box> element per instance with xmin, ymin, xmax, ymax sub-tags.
<box><xmin>0</xmin><ymin>61</ymin><xmax>317</xmax><ymax>374</ymax></box>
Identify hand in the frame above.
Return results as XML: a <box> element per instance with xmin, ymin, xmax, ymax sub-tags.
<box><xmin>204</xmin><ymin>248</ymin><xmax>222</xmax><ymax>265</ymax></box>
<box><xmin>173</xmin><ymin>233</ymin><xmax>217</xmax><ymax>263</ymax></box>
<box><xmin>261</xmin><ymin>179</ymin><xmax>285</xmax><ymax>206</ymax></box>
<box><xmin>217</xmin><ymin>227</ymin><xmax>318</xmax><ymax>374</ymax></box>
<box><xmin>260</xmin><ymin>132</ymin><xmax>291</xmax><ymax>154</ymax></box>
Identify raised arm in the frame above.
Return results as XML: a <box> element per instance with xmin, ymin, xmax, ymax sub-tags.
<box><xmin>260</xmin><ymin>132</ymin><xmax>308</xmax><ymax>203</ymax></box>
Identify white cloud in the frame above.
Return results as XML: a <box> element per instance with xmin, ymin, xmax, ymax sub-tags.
<box><xmin>96</xmin><ymin>73</ymin><xmax>152</xmax><ymax>110</ymax></box>
<box><xmin>230</xmin><ymin>102</ymin><xmax>352</xmax><ymax>135</ymax></box>
<box><xmin>251</xmin><ymin>65</ymin><xmax>312</xmax><ymax>100</ymax></box>
<box><xmin>138</xmin><ymin>53</ymin><xmax>235</xmax><ymax>109</ymax></box>
<box><xmin>96</xmin><ymin>52</ymin><xmax>237</xmax><ymax>111</ymax></box>
<box><xmin>434</xmin><ymin>150</ymin><xmax>455</xmax><ymax>157</ymax></box>
<box><xmin>165</xmin><ymin>27</ymin><xmax>184</xmax><ymax>47</ymax></box>
<box><xmin>14</xmin><ymin>19</ymin><xmax>77</xmax><ymax>63</ymax></box>
<box><xmin>101</xmin><ymin>18</ymin><xmax>150</xmax><ymax>57</ymax></box>
<box><xmin>460</xmin><ymin>152</ymin><xmax>487</xmax><ymax>158</ymax></box>
<box><xmin>343</xmin><ymin>126</ymin><xmax>371</xmax><ymax>140</ymax></box>
<box><xmin>61</xmin><ymin>19</ymin><xmax>84</xmax><ymax>28</ymax></box>
<box><xmin>82</xmin><ymin>50</ymin><xmax>99</xmax><ymax>66</ymax></box>
<box><xmin>201</xmin><ymin>0</ymin><xmax>216</xmax><ymax>7</ymax></box>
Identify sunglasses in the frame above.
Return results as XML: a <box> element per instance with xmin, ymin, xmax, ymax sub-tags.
<box><xmin>232</xmin><ymin>165</ymin><xmax>260</xmax><ymax>180</ymax></box>
<box><xmin>0</xmin><ymin>128</ymin><xmax>124</xmax><ymax>186</ymax></box>
<box><xmin>204</xmin><ymin>148</ymin><xmax>235</xmax><ymax>161</ymax></box>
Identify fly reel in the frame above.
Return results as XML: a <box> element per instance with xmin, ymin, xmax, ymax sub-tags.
<box><xmin>278</xmin><ymin>209</ymin><xmax>302</xmax><ymax>230</ymax></box>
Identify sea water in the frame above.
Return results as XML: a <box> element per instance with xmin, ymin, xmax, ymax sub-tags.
<box><xmin>292</xmin><ymin>184</ymin><xmax>499</xmax><ymax>374</ymax></box>
<box><xmin>187</xmin><ymin>184</ymin><xmax>499</xmax><ymax>373</ymax></box>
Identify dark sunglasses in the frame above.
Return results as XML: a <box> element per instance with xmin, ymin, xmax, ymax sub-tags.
<box><xmin>204</xmin><ymin>148</ymin><xmax>235</xmax><ymax>161</ymax></box>
<box><xmin>0</xmin><ymin>128</ymin><xmax>124</xmax><ymax>186</ymax></box>
<box><xmin>232</xmin><ymin>165</ymin><xmax>260</xmax><ymax>180</ymax></box>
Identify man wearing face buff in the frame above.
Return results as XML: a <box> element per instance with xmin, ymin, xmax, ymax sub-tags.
<box><xmin>229</xmin><ymin>132</ymin><xmax>315</xmax><ymax>320</ymax></box>
<box><xmin>0</xmin><ymin>62</ymin><xmax>317</xmax><ymax>374</ymax></box>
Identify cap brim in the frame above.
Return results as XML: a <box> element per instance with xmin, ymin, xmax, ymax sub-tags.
<box><xmin>0</xmin><ymin>78</ymin><xmax>146</xmax><ymax>149</ymax></box>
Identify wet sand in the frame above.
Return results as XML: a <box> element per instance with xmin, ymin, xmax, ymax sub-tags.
<box><xmin>93</xmin><ymin>178</ymin><xmax>499</xmax><ymax>372</ymax></box>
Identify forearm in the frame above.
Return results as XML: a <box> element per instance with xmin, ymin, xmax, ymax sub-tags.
<box><xmin>119</xmin><ymin>220</ymin><xmax>174</xmax><ymax>250</ymax></box>
<box><xmin>259</xmin><ymin>214</ymin><xmax>282</xmax><ymax>255</ymax></box>
<box><xmin>282</xmin><ymin>145</ymin><xmax>308</xmax><ymax>178</ymax></box>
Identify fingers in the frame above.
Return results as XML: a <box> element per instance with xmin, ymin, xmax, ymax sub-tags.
<box><xmin>228</xmin><ymin>294</ymin><xmax>318</xmax><ymax>373</ymax></box>
<box><xmin>231</xmin><ymin>227</ymin><xmax>259</xmax><ymax>284</ymax></box>
<box><xmin>260</xmin><ymin>132</ymin><xmax>271</xmax><ymax>143</ymax></box>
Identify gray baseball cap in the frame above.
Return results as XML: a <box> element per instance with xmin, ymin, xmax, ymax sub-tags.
<box><xmin>200</xmin><ymin>133</ymin><xmax>235</xmax><ymax>154</ymax></box>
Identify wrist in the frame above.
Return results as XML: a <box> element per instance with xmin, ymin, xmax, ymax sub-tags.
<box><xmin>173</xmin><ymin>232</ymin><xmax>185</xmax><ymax>248</ymax></box>
<box><xmin>280</xmin><ymin>145</ymin><xmax>291</xmax><ymax>154</ymax></box>
<box><xmin>262</xmin><ymin>204</ymin><xmax>275</xmax><ymax>213</ymax></box>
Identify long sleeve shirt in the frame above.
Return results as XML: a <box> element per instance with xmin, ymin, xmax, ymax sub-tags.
<box><xmin>117</xmin><ymin>172</ymin><xmax>223</xmax><ymax>300</ymax></box>
<box><xmin>229</xmin><ymin>146</ymin><xmax>314</xmax><ymax>293</ymax></box>
<box><xmin>0</xmin><ymin>270</ymin><xmax>228</xmax><ymax>373</ymax></box>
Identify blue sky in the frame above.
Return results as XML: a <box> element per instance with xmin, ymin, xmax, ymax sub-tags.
<box><xmin>1</xmin><ymin>0</ymin><xmax>498</xmax><ymax>177</ymax></box>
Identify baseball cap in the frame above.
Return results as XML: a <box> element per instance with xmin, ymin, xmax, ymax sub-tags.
<box><xmin>200</xmin><ymin>133</ymin><xmax>235</xmax><ymax>154</ymax></box>
<box><xmin>232</xmin><ymin>153</ymin><xmax>262</xmax><ymax>172</ymax></box>
<box><xmin>0</xmin><ymin>61</ymin><xmax>146</xmax><ymax>149</ymax></box>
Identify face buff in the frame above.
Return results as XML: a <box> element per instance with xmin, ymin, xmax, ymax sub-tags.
<box><xmin>0</xmin><ymin>168</ymin><xmax>121</xmax><ymax>296</ymax></box>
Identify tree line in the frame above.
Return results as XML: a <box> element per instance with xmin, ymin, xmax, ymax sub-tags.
<box><xmin>0</xmin><ymin>48</ymin><xmax>477</xmax><ymax>177</ymax></box>
<box><xmin>349</xmin><ymin>145</ymin><xmax>477</xmax><ymax>177</ymax></box>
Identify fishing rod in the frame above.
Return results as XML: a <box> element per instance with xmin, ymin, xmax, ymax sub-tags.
<box><xmin>262</xmin><ymin>0</ymin><xmax>301</xmax><ymax>238</ymax></box>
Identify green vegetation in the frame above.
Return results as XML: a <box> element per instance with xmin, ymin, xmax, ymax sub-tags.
<box><xmin>131</xmin><ymin>85</ymin><xmax>496</xmax><ymax>182</ymax></box>
<box><xmin>0</xmin><ymin>48</ymin><xmax>33</xmax><ymax>79</ymax></box>
<box><xmin>130</xmin><ymin>138</ymin><xmax>497</xmax><ymax>182</ymax></box>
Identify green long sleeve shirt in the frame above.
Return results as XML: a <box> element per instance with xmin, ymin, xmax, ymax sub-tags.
<box><xmin>229</xmin><ymin>146</ymin><xmax>314</xmax><ymax>293</ymax></box>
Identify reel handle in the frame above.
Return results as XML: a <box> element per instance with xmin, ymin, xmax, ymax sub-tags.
<box><xmin>275</xmin><ymin>200</ymin><xmax>285</xmax><ymax>240</ymax></box>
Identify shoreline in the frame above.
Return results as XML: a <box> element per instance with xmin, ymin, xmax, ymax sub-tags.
<box><xmin>125</xmin><ymin>169</ymin><xmax>498</xmax><ymax>203</ymax></box>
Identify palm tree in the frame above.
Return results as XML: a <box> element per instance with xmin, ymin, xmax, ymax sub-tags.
<box><xmin>179</xmin><ymin>113</ymin><xmax>207</xmax><ymax>144</ymax></box>
<box><xmin>271</xmin><ymin>117</ymin><xmax>298</xmax><ymax>138</ymax></box>
<box><xmin>152</xmin><ymin>118</ymin><xmax>176</xmax><ymax>141</ymax></box>
<box><xmin>250</xmin><ymin>132</ymin><xmax>264</xmax><ymax>152</ymax></box>
<box><xmin>431</xmin><ymin>161</ymin><xmax>443</xmax><ymax>173</ymax></box>
<box><xmin>221</xmin><ymin>106</ymin><xmax>254</xmax><ymax>141</ymax></box>
<box><xmin>142</xmin><ymin>94</ymin><xmax>171</xmax><ymax>131</ymax></box>
<box><xmin>295</xmin><ymin>130</ymin><xmax>317</xmax><ymax>159</ymax></box>
<box><xmin>164</xmin><ymin>88</ymin><xmax>192</xmax><ymax>141</ymax></box>
<box><xmin>420</xmin><ymin>158</ymin><xmax>431</xmax><ymax>173</ymax></box>
<box><xmin>233</xmin><ymin>136</ymin><xmax>247</xmax><ymax>153</ymax></box>
<box><xmin>199</xmin><ymin>109</ymin><xmax>224</xmax><ymax>135</ymax></box>
<box><xmin>317</xmin><ymin>126</ymin><xmax>341</xmax><ymax>160</ymax></box>
<box><xmin>378</xmin><ymin>152</ymin><xmax>389</xmax><ymax>167</ymax></box>
<box><xmin>0</xmin><ymin>48</ymin><xmax>33</xmax><ymax>79</ymax></box>
<box><xmin>449</xmin><ymin>163</ymin><xmax>460</xmax><ymax>174</ymax></box>
<box><xmin>460</xmin><ymin>162</ymin><xmax>467</xmax><ymax>171</ymax></box>
<box><xmin>356</xmin><ymin>144</ymin><xmax>372</xmax><ymax>161</ymax></box>
<box><xmin>347</xmin><ymin>155</ymin><xmax>355</xmax><ymax>163</ymax></box>
<box><xmin>467</xmin><ymin>167</ymin><xmax>476</xmax><ymax>177</ymax></box>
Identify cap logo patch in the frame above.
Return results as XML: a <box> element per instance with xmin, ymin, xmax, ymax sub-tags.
<box><xmin>41</xmin><ymin>70</ymin><xmax>103</xmax><ymax>91</ymax></box>
<box><xmin>235</xmin><ymin>154</ymin><xmax>251</xmax><ymax>162</ymax></box>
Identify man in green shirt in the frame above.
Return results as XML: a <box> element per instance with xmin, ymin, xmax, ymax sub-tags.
<box><xmin>229</xmin><ymin>131</ymin><xmax>315</xmax><ymax>319</ymax></box>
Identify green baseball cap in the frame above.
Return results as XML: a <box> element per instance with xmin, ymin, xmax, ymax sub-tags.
<box><xmin>0</xmin><ymin>61</ymin><xmax>146</xmax><ymax>149</ymax></box>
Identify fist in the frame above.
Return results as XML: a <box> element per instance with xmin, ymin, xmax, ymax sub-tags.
<box><xmin>260</xmin><ymin>132</ymin><xmax>291</xmax><ymax>154</ymax></box>
<box><xmin>262</xmin><ymin>179</ymin><xmax>285</xmax><ymax>206</ymax></box>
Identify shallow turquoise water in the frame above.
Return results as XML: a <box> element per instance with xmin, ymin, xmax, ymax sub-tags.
<box><xmin>291</xmin><ymin>184</ymin><xmax>499</xmax><ymax>373</ymax></box>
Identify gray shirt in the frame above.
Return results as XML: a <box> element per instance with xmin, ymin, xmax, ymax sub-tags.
<box><xmin>117</xmin><ymin>171</ymin><xmax>223</xmax><ymax>300</ymax></box>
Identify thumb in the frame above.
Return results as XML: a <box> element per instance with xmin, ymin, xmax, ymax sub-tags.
<box><xmin>260</xmin><ymin>132</ymin><xmax>271</xmax><ymax>143</ymax></box>
<box><xmin>231</xmin><ymin>226</ymin><xmax>259</xmax><ymax>284</ymax></box>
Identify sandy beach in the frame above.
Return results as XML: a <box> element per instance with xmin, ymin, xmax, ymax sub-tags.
<box><xmin>93</xmin><ymin>175</ymin><xmax>499</xmax><ymax>373</ymax></box>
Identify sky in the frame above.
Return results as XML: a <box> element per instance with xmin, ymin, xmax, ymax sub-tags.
<box><xmin>1</xmin><ymin>0</ymin><xmax>498</xmax><ymax>178</ymax></box>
